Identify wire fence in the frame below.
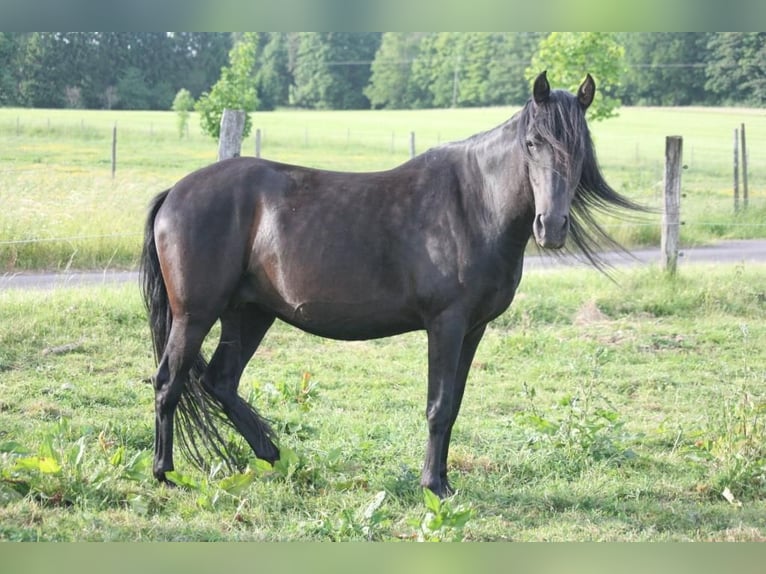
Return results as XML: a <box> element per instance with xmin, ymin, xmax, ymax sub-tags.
<box><xmin>1</xmin><ymin>111</ymin><xmax>765</xmax><ymax>259</ymax></box>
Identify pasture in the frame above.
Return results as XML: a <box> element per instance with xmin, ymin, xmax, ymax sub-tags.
<box><xmin>1</xmin><ymin>105</ymin><xmax>765</xmax><ymax>271</ymax></box>
<box><xmin>1</xmin><ymin>264</ymin><xmax>766</xmax><ymax>541</ymax></box>
<box><xmin>1</xmin><ymin>105</ymin><xmax>766</xmax><ymax>541</ymax></box>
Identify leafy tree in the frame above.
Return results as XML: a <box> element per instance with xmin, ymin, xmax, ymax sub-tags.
<box><xmin>406</xmin><ymin>33</ymin><xmax>439</xmax><ymax>108</ymax></box>
<box><xmin>408</xmin><ymin>33</ymin><xmax>455</xmax><ymax>108</ymax></box>
<box><xmin>170</xmin><ymin>33</ymin><xmax>232</xmax><ymax>100</ymax></box>
<box><xmin>418</xmin><ymin>32</ymin><xmax>506</xmax><ymax>108</ymax></box>
<box><xmin>424</xmin><ymin>34</ymin><xmax>460</xmax><ymax>108</ymax></box>
<box><xmin>255</xmin><ymin>33</ymin><xmax>291</xmax><ymax>110</ymax></box>
<box><xmin>2</xmin><ymin>32</ymin><xmax>233</xmax><ymax>111</ymax></box>
<box><xmin>195</xmin><ymin>32</ymin><xmax>259</xmax><ymax>140</ymax></box>
<box><xmin>619</xmin><ymin>33</ymin><xmax>712</xmax><ymax>106</ymax></box>
<box><xmin>453</xmin><ymin>33</ymin><xmax>492</xmax><ymax>107</ymax></box>
<box><xmin>292</xmin><ymin>33</ymin><xmax>381</xmax><ymax>109</ymax></box>
<box><xmin>365</xmin><ymin>33</ymin><xmax>423</xmax><ymax>109</ymax></box>
<box><xmin>172</xmin><ymin>88</ymin><xmax>195</xmax><ymax>138</ymax></box>
<box><xmin>17</xmin><ymin>33</ymin><xmax>65</xmax><ymax>107</ymax></box>
<box><xmin>527</xmin><ymin>32</ymin><xmax>625</xmax><ymax>121</ymax></box>
<box><xmin>405</xmin><ymin>33</ymin><xmax>546</xmax><ymax>109</ymax></box>
<box><xmin>292</xmin><ymin>33</ymin><xmax>333</xmax><ymax>109</ymax></box>
<box><xmin>88</xmin><ymin>33</ymin><xmax>131</xmax><ymax>108</ymax></box>
<box><xmin>116</xmin><ymin>67</ymin><xmax>151</xmax><ymax>110</ymax></box>
<box><xmin>485</xmin><ymin>32</ymin><xmax>545</xmax><ymax>106</ymax></box>
<box><xmin>0</xmin><ymin>33</ymin><xmax>21</xmax><ymax>105</ymax></box>
<box><xmin>705</xmin><ymin>32</ymin><xmax>766</xmax><ymax>106</ymax></box>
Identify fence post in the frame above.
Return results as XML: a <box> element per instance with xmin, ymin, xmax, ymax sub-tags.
<box><xmin>741</xmin><ymin>123</ymin><xmax>749</xmax><ymax>210</ymax></box>
<box><xmin>662</xmin><ymin>136</ymin><xmax>683</xmax><ymax>275</ymax></box>
<box><xmin>733</xmin><ymin>128</ymin><xmax>739</xmax><ymax>213</ymax></box>
<box><xmin>218</xmin><ymin>109</ymin><xmax>246</xmax><ymax>161</ymax></box>
<box><xmin>409</xmin><ymin>132</ymin><xmax>416</xmax><ymax>158</ymax></box>
<box><xmin>255</xmin><ymin>128</ymin><xmax>262</xmax><ymax>158</ymax></box>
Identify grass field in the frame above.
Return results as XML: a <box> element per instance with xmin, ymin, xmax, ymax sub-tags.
<box><xmin>2</xmin><ymin>105</ymin><xmax>766</xmax><ymax>541</ymax></box>
<box><xmin>1</xmin><ymin>105</ymin><xmax>765</xmax><ymax>271</ymax></box>
<box><xmin>1</xmin><ymin>263</ymin><xmax>766</xmax><ymax>541</ymax></box>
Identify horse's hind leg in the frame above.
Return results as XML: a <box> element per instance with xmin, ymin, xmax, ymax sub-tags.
<box><xmin>202</xmin><ymin>305</ymin><xmax>279</xmax><ymax>463</ymax></box>
<box><xmin>153</xmin><ymin>315</ymin><xmax>215</xmax><ymax>482</ymax></box>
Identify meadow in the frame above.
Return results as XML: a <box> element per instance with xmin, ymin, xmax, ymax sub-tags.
<box><xmin>1</xmin><ymin>105</ymin><xmax>766</xmax><ymax>542</ymax></box>
<box><xmin>1</xmin><ymin>105</ymin><xmax>765</xmax><ymax>270</ymax></box>
<box><xmin>1</xmin><ymin>264</ymin><xmax>766</xmax><ymax>541</ymax></box>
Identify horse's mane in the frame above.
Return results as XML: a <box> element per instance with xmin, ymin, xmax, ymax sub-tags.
<box><xmin>517</xmin><ymin>90</ymin><xmax>649</xmax><ymax>271</ymax></box>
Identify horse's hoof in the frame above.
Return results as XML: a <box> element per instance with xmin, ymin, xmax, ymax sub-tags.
<box><xmin>154</xmin><ymin>470</ymin><xmax>176</xmax><ymax>487</ymax></box>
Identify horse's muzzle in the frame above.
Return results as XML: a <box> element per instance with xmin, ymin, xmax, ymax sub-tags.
<box><xmin>533</xmin><ymin>213</ymin><xmax>569</xmax><ymax>249</ymax></box>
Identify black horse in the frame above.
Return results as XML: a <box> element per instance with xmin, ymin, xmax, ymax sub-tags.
<box><xmin>141</xmin><ymin>71</ymin><xmax>640</xmax><ymax>497</ymax></box>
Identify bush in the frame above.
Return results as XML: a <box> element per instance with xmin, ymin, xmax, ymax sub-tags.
<box><xmin>172</xmin><ymin>88</ymin><xmax>194</xmax><ymax>139</ymax></box>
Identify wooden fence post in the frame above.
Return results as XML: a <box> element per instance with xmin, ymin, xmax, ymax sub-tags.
<box><xmin>662</xmin><ymin>136</ymin><xmax>683</xmax><ymax>275</ymax></box>
<box><xmin>255</xmin><ymin>128</ymin><xmax>262</xmax><ymax>158</ymax></box>
<box><xmin>218</xmin><ymin>109</ymin><xmax>246</xmax><ymax>161</ymax></box>
<box><xmin>409</xmin><ymin>132</ymin><xmax>416</xmax><ymax>158</ymax></box>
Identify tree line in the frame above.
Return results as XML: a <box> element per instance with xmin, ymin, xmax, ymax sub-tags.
<box><xmin>1</xmin><ymin>32</ymin><xmax>764</xmax><ymax>113</ymax></box>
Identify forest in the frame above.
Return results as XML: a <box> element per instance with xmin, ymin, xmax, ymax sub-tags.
<box><xmin>0</xmin><ymin>32</ymin><xmax>764</xmax><ymax>112</ymax></box>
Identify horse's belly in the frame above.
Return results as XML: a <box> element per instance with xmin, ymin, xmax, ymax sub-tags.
<box><xmin>281</xmin><ymin>299</ymin><xmax>421</xmax><ymax>341</ymax></box>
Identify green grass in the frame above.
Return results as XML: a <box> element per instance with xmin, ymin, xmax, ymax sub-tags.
<box><xmin>0</xmin><ymin>106</ymin><xmax>765</xmax><ymax>271</ymax></box>
<box><xmin>2</xmin><ymin>263</ymin><xmax>766</xmax><ymax>540</ymax></box>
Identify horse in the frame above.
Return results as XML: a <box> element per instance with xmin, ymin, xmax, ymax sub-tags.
<box><xmin>140</xmin><ymin>71</ymin><xmax>641</xmax><ymax>497</ymax></box>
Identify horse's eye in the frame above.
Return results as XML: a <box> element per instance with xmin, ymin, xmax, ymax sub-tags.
<box><xmin>526</xmin><ymin>140</ymin><xmax>536</xmax><ymax>150</ymax></box>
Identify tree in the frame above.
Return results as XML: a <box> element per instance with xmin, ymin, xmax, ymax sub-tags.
<box><xmin>405</xmin><ymin>33</ymin><xmax>544</xmax><ymax>109</ymax></box>
<box><xmin>485</xmin><ymin>33</ymin><xmax>545</xmax><ymax>106</ymax></box>
<box><xmin>167</xmin><ymin>33</ymin><xmax>232</xmax><ymax>101</ymax></box>
<box><xmin>116</xmin><ymin>67</ymin><xmax>151</xmax><ymax>110</ymax></box>
<box><xmin>0</xmin><ymin>33</ymin><xmax>21</xmax><ymax>105</ymax></box>
<box><xmin>0</xmin><ymin>32</ymin><xmax>234</xmax><ymax>111</ymax></box>
<box><xmin>406</xmin><ymin>33</ymin><xmax>439</xmax><ymax>108</ymax></box>
<box><xmin>705</xmin><ymin>33</ymin><xmax>766</xmax><ymax>106</ymax></box>
<box><xmin>17</xmin><ymin>33</ymin><xmax>65</xmax><ymax>107</ymax></box>
<box><xmin>527</xmin><ymin>32</ymin><xmax>625</xmax><ymax>121</ymax></box>
<box><xmin>172</xmin><ymin>88</ymin><xmax>195</xmax><ymax>138</ymax></box>
<box><xmin>195</xmin><ymin>33</ymin><xmax>259</xmax><ymax>140</ymax></box>
<box><xmin>618</xmin><ymin>33</ymin><xmax>712</xmax><ymax>106</ymax></box>
<box><xmin>365</xmin><ymin>33</ymin><xmax>423</xmax><ymax>109</ymax></box>
<box><xmin>255</xmin><ymin>33</ymin><xmax>291</xmax><ymax>110</ymax></box>
<box><xmin>292</xmin><ymin>33</ymin><xmax>381</xmax><ymax>109</ymax></box>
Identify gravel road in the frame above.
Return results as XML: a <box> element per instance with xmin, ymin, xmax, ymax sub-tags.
<box><xmin>2</xmin><ymin>239</ymin><xmax>766</xmax><ymax>290</ymax></box>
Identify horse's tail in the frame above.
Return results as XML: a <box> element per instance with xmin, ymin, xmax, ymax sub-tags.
<box><xmin>140</xmin><ymin>189</ymin><xmax>247</xmax><ymax>472</ymax></box>
<box><xmin>140</xmin><ymin>189</ymin><xmax>173</xmax><ymax>368</ymax></box>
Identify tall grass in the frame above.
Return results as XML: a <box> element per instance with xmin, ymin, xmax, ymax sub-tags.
<box><xmin>0</xmin><ymin>106</ymin><xmax>765</xmax><ymax>270</ymax></box>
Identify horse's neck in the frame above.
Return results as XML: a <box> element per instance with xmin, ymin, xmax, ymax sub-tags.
<box><xmin>457</xmin><ymin>117</ymin><xmax>534</xmax><ymax>244</ymax></box>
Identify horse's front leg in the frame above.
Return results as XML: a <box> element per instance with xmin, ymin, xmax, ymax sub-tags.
<box><xmin>421</xmin><ymin>311</ymin><xmax>467</xmax><ymax>497</ymax></box>
<box><xmin>436</xmin><ymin>324</ymin><xmax>487</xmax><ymax>489</ymax></box>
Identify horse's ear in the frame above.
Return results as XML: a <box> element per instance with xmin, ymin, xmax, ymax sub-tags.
<box><xmin>533</xmin><ymin>71</ymin><xmax>550</xmax><ymax>105</ymax></box>
<box><xmin>577</xmin><ymin>73</ymin><xmax>596</xmax><ymax>110</ymax></box>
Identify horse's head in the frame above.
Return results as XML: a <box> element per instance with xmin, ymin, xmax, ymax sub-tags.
<box><xmin>523</xmin><ymin>71</ymin><xmax>595</xmax><ymax>249</ymax></box>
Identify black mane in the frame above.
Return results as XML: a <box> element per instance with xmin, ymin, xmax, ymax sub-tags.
<box><xmin>518</xmin><ymin>89</ymin><xmax>647</xmax><ymax>270</ymax></box>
